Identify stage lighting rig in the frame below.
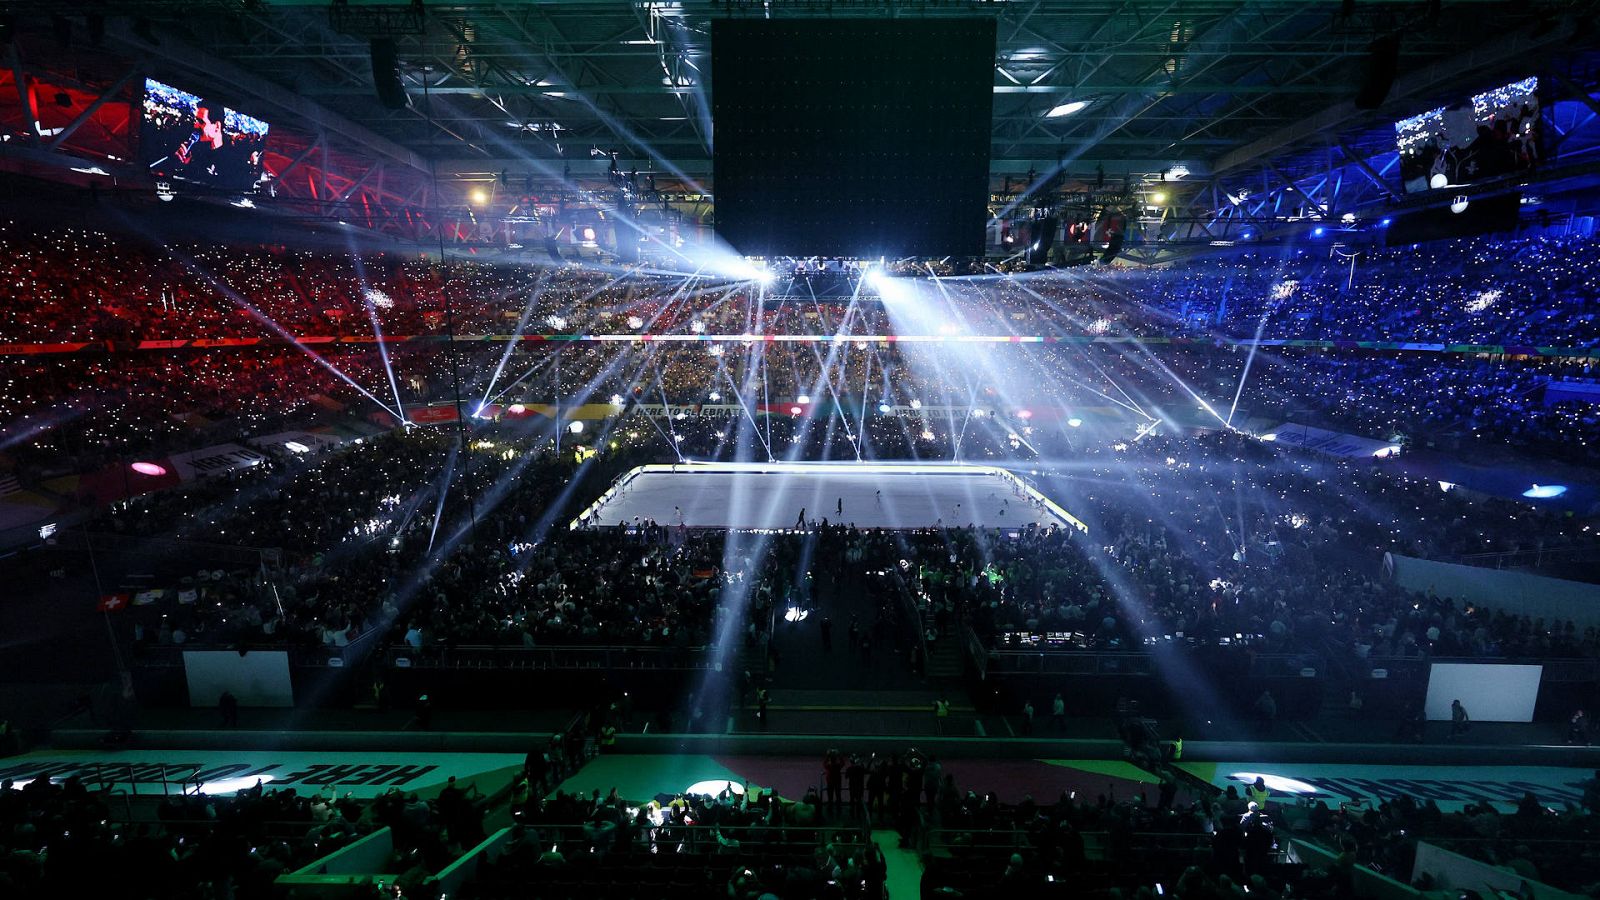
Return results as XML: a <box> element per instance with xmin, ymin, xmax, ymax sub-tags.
<box><xmin>328</xmin><ymin>0</ymin><xmax>427</xmax><ymax>37</ymax></box>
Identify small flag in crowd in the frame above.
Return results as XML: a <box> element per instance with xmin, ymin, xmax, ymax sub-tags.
<box><xmin>97</xmin><ymin>593</ymin><xmax>130</xmax><ymax>613</ymax></box>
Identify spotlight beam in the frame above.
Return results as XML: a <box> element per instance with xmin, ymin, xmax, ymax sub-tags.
<box><xmin>347</xmin><ymin>247</ymin><xmax>411</xmax><ymax>426</ymax></box>
<box><xmin>157</xmin><ymin>246</ymin><xmax>404</xmax><ymax>422</ymax></box>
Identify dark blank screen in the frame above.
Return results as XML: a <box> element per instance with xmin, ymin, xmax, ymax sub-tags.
<box><xmin>711</xmin><ymin>18</ymin><xmax>996</xmax><ymax>258</ymax></box>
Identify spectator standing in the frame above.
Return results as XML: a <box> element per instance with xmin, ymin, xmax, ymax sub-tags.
<box><xmin>1254</xmin><ymin>690</ymin><xmax>1277</xmax><ymax>733</ymax></box>
<box><xmin>1566</xmin><ymin>709</ymin><xmax>1589</xmax><ymax>746</ymax></box>
<box><xmin>1450</xmin><ymin>699</ymin><xmax>1470</xmax><ymax>738</ymax></box>
<box><xmin>823</xmin><ymin>750</ymin><xmax>844</xmax><ymax>815</ymax></box>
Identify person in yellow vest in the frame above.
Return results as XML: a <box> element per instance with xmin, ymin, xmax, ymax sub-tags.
<box><xmin>1167</xmin><ymin>735</ymin><xmax>1184</xmax><ymax>762</ymax></box>
<box><xmin>599</xmin><ymin>722</ymin><xmax>617</xmax><ymax>751</ymax></box>
<box><xmin>934</xmin><ymin>698</ymin><xmax>950</xmax><ymax>718</ymax></box>
<box><xmin>1246</xmin><ymin>776</ymin><xmax>1271</xmax><ymax>809</ymax></box>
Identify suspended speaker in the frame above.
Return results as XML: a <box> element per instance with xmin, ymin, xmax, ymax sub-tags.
<box><xmin>1355</xmin><ymin>35</ymin><xmax>1399</xmax><ymax>110</ymax></box>
<box><xmin>1027</xmin><ymin>216</ymin><xmax>1057</xmax><ymax>265</ymax></box>
<box><xmin>370</xmin><ymin>38</ymin><xmax>409</xmax><ymax>110</ymax></box>
<box><xmin>1099</xmin><ymin>232</ymin><xmax>1124</xmax><ymax>265</ymax></box>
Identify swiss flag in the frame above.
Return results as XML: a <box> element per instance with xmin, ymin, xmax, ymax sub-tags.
<box><xmin>97</xmin><ymin>593</ymin><xmax>130</xmax><ymax>613</ymax></box>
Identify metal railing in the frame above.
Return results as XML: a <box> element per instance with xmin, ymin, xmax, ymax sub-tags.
<box><xmin>508</xmin><ymin>820</ymin><xmax>871</xmax><ymax>855</ymax></box>
<box><xmin>130</xmin><ymin>631</ymin><xmax>382</xmax><ymax>668</ymax></box>
<box><xmin>82</xmin><ymin>761</ymin><xmax>203</xmax><ymax>797</ymax></box>
<box><xmin>890</xmin><ymin>569</ymin><xmax>933</xmax><ymax>674</ymax></box>
<box><xmin>1451</xmin><ymin>544</ymin><xmax>1600</xmax><ymax>575</ymax></box>
<box><xmin>964</xmin><ymin>624</ymin><xmax>988</xmax><ymax>680</ymax></box>
<box><xmin>983</xmin><ymin>651</ymin><xmax>1161</xmax><ymax>676</ymax></box>
<box><xmin>384</xmin><ymin>643</ymin><xmax>714</xmax><ymax>670</ymax></box>
<box><xmin>81</xmin><ymin>529</ymin><xmax>276</xmax><ymax>571</ymax></box>
<box><xmin>1358</xmin><ymin>655</ymin><xmax>1600</xmax><ymax>682</ymax></box>
<box><xmin>929</xmin><ymin>827</ymin><xmax>1214</xmax><ymax>860</ymax></box>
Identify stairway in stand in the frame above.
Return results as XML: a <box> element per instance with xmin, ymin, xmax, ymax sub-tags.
<box><xmin>924</xmin><ymin>635</ymin><xmax>965</xmax><ymax>679</ymax></box>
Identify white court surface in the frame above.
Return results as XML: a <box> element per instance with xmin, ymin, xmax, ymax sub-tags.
<box><xmin>572</xmin><ymin>461</ymin><xmax>1086</xmax><ymax>532</ymax></box>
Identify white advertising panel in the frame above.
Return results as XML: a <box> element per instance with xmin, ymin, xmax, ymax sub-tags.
<box><xmin>1425</xmin><ymin>662</ymin><xmax>1541</xmax><ymax>722</ymax></box>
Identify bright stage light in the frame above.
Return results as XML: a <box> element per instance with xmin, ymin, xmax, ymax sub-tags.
<box><xmin>1228</xmin><ymin>772</ymin><xmax>1319</xmax><ymax>796</ymax></box>
<box><xmin>708</xmin><ymin>392</ymin><xmax>722</xmax><ymax>401</ymax></box>
<box><xmin>195</xmin><ymin>774</ymin><xmax>276</xmax><ymax>796</ymax></box>
<box><xmin>685</xmin><ymin>778</ymin><xmax>746</xmax><ymax>797</ymax></box>
<box><xmin>131</xmin><ymin>461</ymin><xmax>167</xmax><ymax>476</ymax></box>
<box><xmin>1045</xmin><ymin>100</ymin><xmax>1089</xmax><ymax>118</ymax></box>
<box><xmin>1150</xmin><ymin>191</ymin><xmax>1167</xmax><ymax>205</ymax></box>
<box><xmin>470</xmin><ymin>188</ymin><xmax>488</xmax><ymax>205</ymax></box>
<box><xmin>1523</xmin><ymin>484</ymin><xmax>1567</xmax><ymax>498</ymax></box>
<box><xmin>610</xmin><ymin>394</ymin><xmax>624</xmax><ymax>405</ymax></box>
<box><xmin>796</xmin><ymin>395</ymin><xmax>810</xmax><ymax>404</ymax></box>
<box><xmin>1068</xmin><ymin>418</ymin><xmax>1083</xmax><ymax>427</ymax></box>
<box><xmin>569</xmin><ymin>421</ymin><xmax>584</xmax><ymax>434</ymax></box>
<box><xmin>1465</xmin><ymin>289</ymin><xmax>1500</xmax><ymax>313</ymax></box>
<box><xmin>878</xmin><ymin>403</ymin><xmax>892</xmax><ymax>414</ymax></box>
<box><xmin>284</xmin><ymin>441</ymin><xmax>311</xmax><ymax>454</ymax></box>
<box><xmin>757</xmin><ymin>270</ymin><xmax>777</xmax><ymax>285</ymax></box>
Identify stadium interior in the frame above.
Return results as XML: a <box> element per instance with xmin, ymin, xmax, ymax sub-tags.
<box><xmin>3</xmin><ymin>1</ymin><xmax>1600</xmax><ymax>899</ymax></box>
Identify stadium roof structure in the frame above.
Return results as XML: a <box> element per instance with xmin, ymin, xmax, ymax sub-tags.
<box><xmin>1</xmin><ymin>0</ymin><xmax>1597</xmax><ymax>249</ymax></box>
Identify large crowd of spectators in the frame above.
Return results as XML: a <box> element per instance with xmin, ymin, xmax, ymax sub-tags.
<box><xmin>0</xmin><ymin>773</ymin><xmax>372</xmax><ymax>900</ymax></box>
<box><xmin>6</xmin><ymin>222</ymin><xmax>1600</xmax><ymax>479</ymax></box>
<box><xmin>2</xmin><ymin>225</ymin><xmax>1597</xmax><ymax>733</ymax></box>
<box><xmin>83</xmin><ymin>416</ymin><xmax>1597</xmax><ymax>704</ymax></box>
<box><xmin>5</xmin><ymin>222</ymin><xmax>1600</xmax><ymax>347</ymax></box>
<box><xmin>1292</xmin><ymin>772</ymin><xmax>1600</xmax><ymax>895</ymax></box>
<box><xmin>902</xmin><ymin>430</ymin><xmax>1600</xmax><ymax>664</ymax></box>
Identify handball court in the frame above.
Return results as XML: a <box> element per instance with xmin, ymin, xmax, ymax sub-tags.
<box><xmin>573</xmin><ymin>461</ymin><xmax>1086</xmax><ymax>532</ymax></box>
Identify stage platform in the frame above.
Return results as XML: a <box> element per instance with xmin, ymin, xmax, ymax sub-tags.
<box><xmin>571</xmin><ymin>461</ymin><xmax>1087</xmax><ymax>532</ymax></box>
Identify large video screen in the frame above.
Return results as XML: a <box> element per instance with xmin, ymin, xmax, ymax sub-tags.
<box><xmin>1396</xmin><ymin>76</ymin><xmax>1539</xmax><ymax>193</ymax></box>
<box><xmin>712</xmin><ymin>18</ymin><xmax>996</xmax><ymax>257</ymax></box>
<box><xmin>141</xmin><ymin>78</ymin><xmax>270</xmax><ymax>192</ymax></box>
